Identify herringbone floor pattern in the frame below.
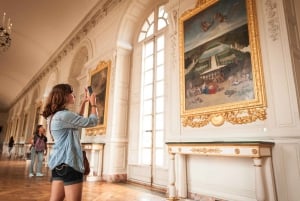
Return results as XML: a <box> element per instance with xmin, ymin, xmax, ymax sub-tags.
<box><xmin>0</xmin><ymin>159</ymin><xmax>166</xmax><ymax>201</ymax></box>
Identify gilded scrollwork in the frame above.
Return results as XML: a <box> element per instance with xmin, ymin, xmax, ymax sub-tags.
<box><xmin>191</xmin><ymin>147</ymin><xmax>222</xmax><ymax>154</ymax></box>
<box><xmin>182</xmin><ymin>107</ymin><xmax>267</xmax><ymax>127</ymax></box>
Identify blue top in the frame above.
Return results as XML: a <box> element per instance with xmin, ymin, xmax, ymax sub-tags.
<box><xmin>48</xmin><ymin>110</ymin><xmax>98</xmax><ymax>173</ymax></box>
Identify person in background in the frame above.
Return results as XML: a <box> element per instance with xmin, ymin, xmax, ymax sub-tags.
<box><xmin>8</xmin><ymin>136</ymin><xmax>14</xmax><ymax>159</ymax></box>
<box><xmin>29</xmin><ymin>125</ymin><xmax>47</xmax><ymax>177</ymax></box>
<box><xmin>42</xmin><ymin>83</ymin><xmax>98</xmax><ymax>201</ymax></box>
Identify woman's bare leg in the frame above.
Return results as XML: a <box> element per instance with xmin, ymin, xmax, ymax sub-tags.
<box><xmin>64</xmin><ymin>182</ymin><xmax>83</xmax><ymax>201</ymax></box>
<box><xmin>49</xmin><ymin>180</ymin><xmax>65</xmax><ymax>201</ymax></box>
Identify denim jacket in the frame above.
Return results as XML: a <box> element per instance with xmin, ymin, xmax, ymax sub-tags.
<box><xmin>48</xmin><ymin>110</ymin><xmax>98</xmax><ymax>173</ymax></box>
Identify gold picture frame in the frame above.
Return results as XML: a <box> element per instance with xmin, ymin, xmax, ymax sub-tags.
<box><xmin>179</xmin><ymin>0</ymin><xmax>267</xmax><ymax>127</ymax></box>
<box><xmin>86</xmin><ymin>60</ymin><xmax>111</xmax><ymax>135</ymax></box>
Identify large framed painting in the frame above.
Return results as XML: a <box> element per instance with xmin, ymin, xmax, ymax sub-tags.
<box><xmin>86</xmin><ymin>60</ymin><xmax>111</xmax><ymax>135</ymax></box>
<box><xmin>179</xmin><ymin>0</ymin><xmax>267</xmax><ymax>127</ymax></box>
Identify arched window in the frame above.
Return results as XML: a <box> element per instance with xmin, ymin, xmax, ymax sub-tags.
<box><xmin>138</xmin><ymin>4</ymin><xmax>168</xmax><ymax>167</ymax></box>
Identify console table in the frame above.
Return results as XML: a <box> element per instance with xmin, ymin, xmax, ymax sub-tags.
<box><xmin>82</xmin><ymin>143</ymin><xmax>105</xmax><ymax>181</ymax></box>
<box><xmin>166</xmin><ymin>141</ymin><xmax>276</xmax><ymax>201</ymax></box>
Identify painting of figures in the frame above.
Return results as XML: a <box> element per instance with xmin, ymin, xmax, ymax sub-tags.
<box><xmin>179</xmin><ymin>0</ymin><xmax>267</xmax><ymax>127</ymax></box>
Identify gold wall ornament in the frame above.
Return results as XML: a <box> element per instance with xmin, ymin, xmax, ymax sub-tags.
<box><xmin>179</xmin><ymin>0</ymin><xmax>267</xmax><ymax>127</ymax></box>
<box><xmin>182</xmin><ymin>107</ymin><xmax>267</xmax><ymax>127</ymax></box>
<box><xmin>182</xmin><ymin>114</ymin><xmax>211</xmax><ymax>127</ymax></box>
<box><xmin>210</xmin><ymin>114</ymin><xmax>225</xmax><ymax>126</ymax></box>
<box><xmin>226</xmin><ymin>108</ymin><xmax>267</xmax><ymax>124</ymax></box>
<box><xmin>86</xmin><ymin>60</ymin><xmax>111</xmax><ymax>136</ymax></box>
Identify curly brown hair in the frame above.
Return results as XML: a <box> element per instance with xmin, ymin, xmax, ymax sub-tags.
<box><xmin>42</xmin><ymin>84</ymin><xmax>73</xmax><ymax>118</ymax></box>
<box><xmin>35</xmin><ymin>125</ymin><xmax>43</xmax><ymax>135</ymax></box>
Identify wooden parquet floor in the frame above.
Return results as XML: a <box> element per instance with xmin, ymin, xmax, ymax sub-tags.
<box><xmin>0</xmin><ymin>159</ymin><xmax>166</xmax><ymax>201</ymax></box>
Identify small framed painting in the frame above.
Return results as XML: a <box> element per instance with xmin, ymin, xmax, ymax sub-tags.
<box><xmin>86</xmin><ymin>60</ymin><xmax>111</xmax><ymax>135</ymax></box>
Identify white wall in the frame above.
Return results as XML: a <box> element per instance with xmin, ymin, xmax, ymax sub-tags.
<box><xmin>164</xmin><ymin>0</ymin><xmax>300</xmax><ymax>200</ymax></box>
<box><xmin>3</xmin><ymin>0</ymin><xmax>300</xmax><ymax>200</ymax></box>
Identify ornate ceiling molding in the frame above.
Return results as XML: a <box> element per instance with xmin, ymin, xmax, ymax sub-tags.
<box><xmin>13</xmin><ymin>0</ymin><xmax>123</xmax><ymax>107</ymax></box>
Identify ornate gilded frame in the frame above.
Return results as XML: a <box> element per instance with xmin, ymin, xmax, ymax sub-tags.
<box><xmin>86</xmin><ymin>60</ymin><xmax>111</xmax><ymax>135</ymax></box>
<box><xmin>179</xmin><ymin>0</ymin><xmax>266</xmax><ymax>127</ymax></box>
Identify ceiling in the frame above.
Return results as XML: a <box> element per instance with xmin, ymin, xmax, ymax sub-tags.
<box><xmin>0</xmin><ymin>0</ymin><xmax>101</xmax><ymax>112</ymax></box>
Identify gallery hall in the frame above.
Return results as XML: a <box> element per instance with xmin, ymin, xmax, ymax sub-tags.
<box><xmin>0</xmin><ymin>0</ymin><xmax>299</xmax><ymax>201</ymax></box>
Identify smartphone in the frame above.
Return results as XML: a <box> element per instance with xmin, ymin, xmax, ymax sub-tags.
<box><xmin>87</xmin><ymin>86</ymin><xmax>93</xmax><ymax>95</ymax></box>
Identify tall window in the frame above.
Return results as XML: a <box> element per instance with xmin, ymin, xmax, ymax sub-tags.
<box><xmin>138</xmin><ymin>4</ymin><xmax>168</xmax><ymax>167</ymax></box>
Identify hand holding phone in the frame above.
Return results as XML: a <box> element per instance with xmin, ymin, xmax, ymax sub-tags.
<box><xmin>87</xmin><ymin>86</ymin><xmax>97</xmax><ymax>109</ymax></box>
<box><xmin>87</xmin><ymin>86</ymin><xmax>93</xmax><ymax>95</ymax></box>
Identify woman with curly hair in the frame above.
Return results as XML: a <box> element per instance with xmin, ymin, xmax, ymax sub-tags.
<box><xmin>42</xmin><ymin>83</ymin><xmax>98</xmax><ymax>201</ymax></box>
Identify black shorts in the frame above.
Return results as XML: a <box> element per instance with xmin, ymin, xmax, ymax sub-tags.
<box><xmin>51</xmin><ymin>164</ymin><xmax>83</xmax><ymax>186</ymax></box>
